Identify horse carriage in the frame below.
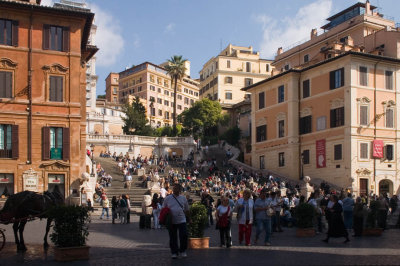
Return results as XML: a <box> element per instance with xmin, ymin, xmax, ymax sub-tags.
<box><xmin>0</xmin><ymin>190</ymin><xmax>64</xmax><ymax>252</ymax></box>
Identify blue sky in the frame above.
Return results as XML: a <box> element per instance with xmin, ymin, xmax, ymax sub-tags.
<box><xmin>43</xmin><ymin>0</ymin><xmax>399</xmax><ymax>96</ymax></box>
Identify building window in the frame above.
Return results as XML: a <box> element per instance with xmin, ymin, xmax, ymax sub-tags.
<box><xmin>330</xmin><ymin>107</ymin><xmax>344</xmax><ymax>128</ymax></box>
<box><xmin>43</xmin><ymin>25</ymin><xmax>69</xmax><ymax>52</ymax></box>
<box><xmin>184</xmin><ymin>97</ymin><xmax>189</xmax><ymax>105</ymax></box>
<box><xmin>0</xmin><ymin>124</ymin><xmax>18</xmax><ymax>158</ymax></box>
<box><xmin>42</xmin><ymin>127</ymin><xmax>69</xmax><ymax>160</ymax></box>
<box><xmin>386</xmin><ymin>144</ymin><xmax>394</xmax><ymax>161</ymax></box>
<box><xmin>359</xmin><ymin>66</ymin><xmax>368</xmax><ymax>86</ymax></box>
<box><xmin>302</xmin><ymin>79</ymin><xmax>310</xmax><ymax>98</ymax></box>
<box><xmin>245</xmin><ymin>78</ymin><xmax>253</xmax><ymax>87</ymax></box>
<box><xmin>164</xmin><ymin>100</ymin><xmax>169</xmax><ymax>106</ymax></box>
<box><xmin>360</xmin><ymin>143</ymin><xmax>368</xmax><ymax>159</ymax></box>
<box><xmin>177</xmin><ymin>105</ymin><xmax>182</xmax><ymax>110</ymax></box>
<box><xmin>284</xmin><ymin>64</ymin><xmax>289</xmax><ymax>71</ymax></box>
<box><xmin>316</xmin><ymin>116</ymin><xmax>326</xmax><ymax>131</ymax></box>
<box><xmin>299</xmin><ymin>115</ymin><xmax>312</xmax><ymax>135</ymax></box>
<box><xmin>158</xmin><ymin>88</ymin><xmax>161</xmax><ymax>93</ymax></box>
<box><xmin>259</xmin><ymin>155</ymin><xmax>265</xmax><ymax>169</ymax></box>
<box><xmin>278</xmin><ymin>85</ymin><xmax>284</xmax><ymax>103</ymax></box>
<box><xmin>0</xmin><ymin>19</ymin><xmax>18</xmax><ymax>46</ymax></box>
<box><xmin>225</xmin><ymin>76</ymin><xmax>232</xmax><ymax>84</ymax></box>
<box><xmin>386</xmin><ymin>108</ymin><xmax>394</xmax><ymax>128</ymax></box>
<box><xmin>256</xmin><ymin>125</ymin><xmax>267</xmax><ymax>142</ymax></box>
<box><xmin>190</xmin><ymin>99</ymin><xmax>194</xmax><ymax>105</ymax></box>
<box><xmin>157</xmin><ymin>98</ymin><xmax>162</xmax><ymax>104</ymax></box>
<box><xmin>165</xmin><ymin>111</ymin><xmax>169</xmax><ymax>119</ymax></box>
<box><xmin>304</xmin><ymin>54</ymin><xmax>309</xmax><ymax>63</ymax></box>
<box><xmin>113</xmin><ymin>87</ymin><xmax>117</xmax><ymax>94</ymax></box>
<box><xmin>279</xmin><ymin>152</ymin><xmax>285</xmax><ymax>167</ymax></box>
<box><xmin>150</xmin><ymin>85</ymin><xmax>155</xmax><ymax>91</ymax></box>
<box><xmin>225</xmin><ymin>92</ymin><xmax>232</xmax><ymax>100</ymax></box>
<box><xmin>0</xmin><ymin>71</ymin><xmax>12</xmax><ymax>98</ymax></box>
<box><xmin>246</xmin><ymin>62</ymin><xmax>251</xmax><ymax>72</ymax></box>
<box><xmin>278</xmin><ymin>120</ymin><xmax>284</xmax><ymax>138</ymax></box>
<box><xmin>334</xmin><ymin>144</ymin><xmax>342</xmax><ymax>160</ymax></box>
<box><xmin>113</xmin><ymin>97</ymin><xmax>117</xmax><ymax>103</ymax></box>
<box><xmin>385</xmin><ymin>70</ymin><xmax>393</xmax><ymax>90</ymax></box>
<box><xmin>158</xmin><ymin>109</ymin><xmax>162</xmax><ymax>116</ymax></box>
<box><xmin>330</xmin><ymin>68</ymin><xmax>344</xmax><ymax>90</ymax></box>
<box><xmin>177</xmin><ymin>94</ymin><xmax>182</xmax><ymax>100</ymax></box>
<box><xmin>49</xmin><ymin>75</ymin><xmax>63</xmax><ymax>102</ymax></box>
<box><xmin>149</xmin><ymin>96</ymin><xmax>155</xmax><ymax>102</ymax></box>
<box><xmin>266</xmin><ymin>64</ymin><xmax>270</xmax><ymax>72</ymax></box>
<box><xmin>227</xmin><ymin>60</ymin><xmax>231</xmax><ymax>68</ymax></box>
<box><xmin>138</xmin><ymin>86</ymin><xmax>142</xmax><ymax>92</ymax></box>
<box><xmin>164</xmin><ymin>90</ymin><xmax>169</xmax><ymax>96</ymax></box>
<box><xmin>302</xmin><ymin>150</ymin><xmax>310</xmax><ymax>164</ymax></box>
<box><xmin>150</xmin><ymin>107</ymin><xmax>155</xmax><ymax>116</ymax></box>
<box><xmin>258</xmin><ymin>92</ymin><xmax>265</xmax><ymax>109</ymax></box>
<box><xmin>360</xmin><ymin>105</ymin><xmax>369</xmax><ymax>126</ymax></box>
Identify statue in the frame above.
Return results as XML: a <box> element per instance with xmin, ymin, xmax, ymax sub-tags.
<box><xmin>149</xmin><ymin>172</ymin><xmax>161</xmax><ymax>196</ymax></box>
<box><xmin>301</xmin><ymin>176</ymin><xmax>314</xmax><ymax>199</ymax></box>
<box><xmin>80</xmin><ymin>172</ymin><xmax>94</xmax><ymax>205</ymax></box>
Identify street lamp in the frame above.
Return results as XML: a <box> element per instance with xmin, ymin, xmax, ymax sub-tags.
<box><xmin>300</xmin><ymin>152</ymin><xmax>304</xmax><ymax>180</ymax></box>
<box><xmin>90</xmin><ymin>144</ymin><xmax>95</xmax><ymax>177</ymax></box>
<box><xmin>128</xmin><ymin>137</ymin><xmax>133</xmax><ymax>152</ymax></box>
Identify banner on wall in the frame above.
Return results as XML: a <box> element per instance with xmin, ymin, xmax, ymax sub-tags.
<box><xmin>373</xmin><ymin>139</ymin><xmax>384</xmax><ymax>158</ymax></box>
<box><xmin>316</xmin><ymin>139</ymin><xmax>326</xmax><ymax>168</ymax></box>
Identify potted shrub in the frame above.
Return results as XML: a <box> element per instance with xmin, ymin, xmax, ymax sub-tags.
<box><xmin>188</xmin><ymin>202</ymin><xmax>209</xmax><ymax>249</ymax></box>
<box><xmin>49</xmin><ymin>205</ymin><xmax>91</xmax><ymax>261</ymax></box>
<box><xmin>295</xmin><ymin>203</ymin><xmax>316</xmax><ymax>237</ymax></box>
<box><xmin>364</xmin><ymin>200</ymin><xmax>383</xmax><ymax>236</ymax></box>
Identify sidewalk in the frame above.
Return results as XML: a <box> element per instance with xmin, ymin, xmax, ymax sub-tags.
<box><xmin>2</xmin><ymin>214</ymin><xmax>400</xmax><ymax>265</ymax></box>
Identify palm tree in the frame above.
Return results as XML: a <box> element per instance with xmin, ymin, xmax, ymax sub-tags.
<box><xmin>165</xmin><ymin>55</ymin><xmax>187</xmax><ymax>136</ymax></box>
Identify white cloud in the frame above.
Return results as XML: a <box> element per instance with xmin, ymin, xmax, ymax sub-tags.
<box><xmin>256</xmin><ymin>0</ymin><xmax>332</xmax><ymax>58</ymax></box>
<box><xmin>164</xmin><ymin>23</ymin><xmax>175</xmax><ymax>34</ymax></box>
<box><xmin>132</xmin><ymin>34</ymin><xmax>140</xmax><ymax>48</ymax></box>
<box><xmin>40</xmin><ymin>0</ymin><xmax>54</xmax><ymax>6</ymax></box>
<box><xmin>88</xmin><ymin>4</ymin><xmax>124</xmax><ymax>67</ymax></box>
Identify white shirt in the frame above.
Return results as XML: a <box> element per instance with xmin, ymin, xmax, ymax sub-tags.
<box><xmin>162</xmin><ymin>194</ymin><xmax>189</xmax><ymax>224</ymax></box>
<box><xmin>217</xmin><ymin>205</ymin><xmax>231</xmax><ymax>217</ymax></box>
<box><xmin>160</xmin><ymin>187</ymin><xmax>167</xmax><ymax>198</ymax></box>
<box><xmin>235</xmin><ymin>198</ymin><xmax>254</xmax><ymax>224</ymax></box>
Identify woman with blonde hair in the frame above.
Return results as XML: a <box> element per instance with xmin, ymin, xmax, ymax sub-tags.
<box><xmin>216</xmin><ymin>196</ymin><xmax>233</xmax><ymax>247</ymax></box>
<box><xmin>235</xmin><ymin>189</ymin><xmax>254</xmax><ymax>246</ymax></box>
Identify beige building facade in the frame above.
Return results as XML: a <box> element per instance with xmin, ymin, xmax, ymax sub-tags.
<box><xmin>105</xmin><ymin>72</ymin><xmax>119</xmax><ymax>103</ymax></box>
<box><xmin>245</xmin><ymin>1</ymin><xmax>400</xmax><ymax>197</ymax></box>
<box><xmin>199</xmin><ymin>44</ymin><xmax>272</xmax><ymax>105</ymax></box>
<box><xmin>118</xmin><ymin>62</ymin><xmax>199</xmax><ymax>128</ymax></box>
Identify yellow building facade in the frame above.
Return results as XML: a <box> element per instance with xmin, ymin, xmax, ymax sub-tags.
<box><xmin>245</xmin><ymin>2</ymin><xmax>400</xmax><ymax>196</ymax></box>
<box><xmin>200</xmin><ymin>44</ymin><xmax>272</xmax><ymax>105</ymax></box>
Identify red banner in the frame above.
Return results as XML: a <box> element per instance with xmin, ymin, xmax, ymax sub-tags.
<box><xmin>316</xmin><ymin>139</ymin><xmax>326</xmax><ymax>168</ymax></box>
<box><xmin>373</xmin><ymin>140</ymin><xmax>384</xmax><ymax>158</ymax></box>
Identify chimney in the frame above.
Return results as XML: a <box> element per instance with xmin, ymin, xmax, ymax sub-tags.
<box><xmin>277</xmin><ymin>47</ymin><xmax>283</xmax><ymax>55</ymax></box>
<box><xmin>311</xmin><ymin>28</ymin><xmax>318</xmax><ymax>39</ymax></box>
<box><xmin>365</xmin><ymin>0</ymin><xmax>371</xmax><ymax>15</ymax></box>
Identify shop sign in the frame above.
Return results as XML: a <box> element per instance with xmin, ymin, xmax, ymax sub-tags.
<box><xmin>0</xmin><ymin>174</ymin><xmax>13</xmax><ymax>184</ymax></box>
<box><xmin>49</xmin><ymin>175</ymin><xmax>65</xmax><ymax>184</ymax></box>
<box><xmin>23</xmin><ymin>169</ymin><xmax>39</xmax><ymax>192</ymax></box>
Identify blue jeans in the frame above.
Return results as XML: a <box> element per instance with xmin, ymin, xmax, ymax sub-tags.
<box><xmin>343</xmin><ymin>211</ymin><xmax>353</xmax><ymax>230</ymax></box>
<box><xmin>100</xmin><ymin>207</ymin><xmax>109</xmax><ymax>219</ymax></box>
<box><xmin>256</xmin><ymin>218</ymin><xmax>271</xmax><ymax>243</ymax></box>
<box><xmin>168</xmin><ymin>223</ymin><xmax>188</xmax><ymax>255</ymax></box>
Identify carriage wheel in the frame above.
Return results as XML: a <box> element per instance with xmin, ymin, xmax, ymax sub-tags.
<box><xmin>0</xmin><ymin>229</ymin><xmax>5</xmax><ymax>251</ymax></box>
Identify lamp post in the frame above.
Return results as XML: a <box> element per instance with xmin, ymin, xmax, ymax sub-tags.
<box><xmin>128</xmin><ymin>137</ymin><xmax>133</xmax><ymax>152</ymax></box>
<box><xmin>300</xmin><ymin>152</ymin><xmax>304</xmax><ymax>180</ymax></box>
<box><xmin>90</xmin><ymin>144</ymin><xmax>95</xmax><ymax>177</ymax></box>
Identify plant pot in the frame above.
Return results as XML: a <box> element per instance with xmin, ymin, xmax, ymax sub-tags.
<box><xmin>54</xmin><ymin>246</ymin><xmax>90</xmax><ymax>262</ymax></box>
<box><xmin>296</xmin><ymin>228</ymin><xmax>316</xmax><ymax>237</ymax></box>
<box><xmin>363</xmin><ymin>228</ymin><xmax>383</xmax><ymax>236</ymax></box>
<box><xmin>188</xmin><ymin>237</ymin><xmax>210</xmax><ymax>249</ymax></box>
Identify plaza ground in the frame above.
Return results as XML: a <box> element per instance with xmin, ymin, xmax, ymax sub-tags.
<box><xmin>1</xmin><ymin>213</ymin><xmax>400</xmax><ymax>265</ymax></box>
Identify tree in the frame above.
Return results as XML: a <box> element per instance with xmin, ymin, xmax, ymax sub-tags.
<box><xmin>178</xmin><ymin>98</ymin><xmax>224</xmax><ymax>137</ymax></box>
<box><xmin>164</xmin><ymin>55</ymin><xmax>187</xmax><ymax>136</ymax></box>
<box><xmin>122</xmin><ymin>97</ymin><xmax>149</xmax><ymax>135</ymax></box>
<box><xmin>97</xmin><ymin>95</ymin><xmax>106</xmax><ymax>99</ymax></box>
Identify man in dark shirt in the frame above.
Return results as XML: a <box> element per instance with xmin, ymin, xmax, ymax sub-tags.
<box><xmin>201</xmin><ymin>190</ymin><xmax>215</xmax><ymax>226</ymax></box>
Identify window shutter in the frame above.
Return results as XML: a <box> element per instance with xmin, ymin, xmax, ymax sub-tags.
<box><xmin>330</xmin><ymin>109</ymin><xmax>335</xmax><ymax>128</ymax></box>
<box><xmin>11</xmin><ymin>125</ymin><xmax>18</xmax><ymax>159</ymax></box>
<box><xmin>12</xmin><ymin>20</ymin><xmax>18</xmax><ymax>47</ymax></box>
<box><xmin>329</xmin><ymin>71</ymin><xmax>335</xmax><ymax>90</ymax></box>
<box><xmin>62</xmin><ymin>127</ymin><xmax>70</xmax><ymax>161</ymax></box>
<box><xmin>43</xmin><ymin>25</ymin><xmax>50</xmax><ymax>50</ymax></box>
<box><xmin>340</xmin><ymin>68</ymin><xmax>345</xmax><ymax>87</ymax></box>
<box><xmin>5</xmin><ymin>72</ymin><xmax>12</xmax><ymax>98</ymax></box>
<box><xmin>386</xmin><ymin>109</ymin><xmax>394</xmax><ymax>128</ymax></box>
<box><xmin>386</xmin><ymin>145</ymin><xmax>393</xmax><ymax>161</ymax></box>
<box><xmin>56</xmin><ymin>76</ymin><xmax>63</xmax><ymax>102</ymax></box>
<box><xmin>62</xmin><ymin>27</ymin><xmax>70</xmax><ymax>52</ymax></box>
<box><xmin>360</xmin><ymin>106</ymin><xmax>368</xmax><ymax>125</ymax></box>
<box><xmin>50</xmin><ymin>76</ymin><xmax>56</xmax><ymax>101</ymax></box>
<box><xmin>42</xmin><ymin>127</ymin><xmax>50</xmax><ymax>160</ymax></box>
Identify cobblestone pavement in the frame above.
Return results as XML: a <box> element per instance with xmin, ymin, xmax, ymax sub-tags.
<box><xmin>2</xmin><ymin>213</ymin><xmax>400</xmax><ymax>265</ymax></box>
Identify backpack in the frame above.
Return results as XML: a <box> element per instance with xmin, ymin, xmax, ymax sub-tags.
<box><xmin>119</xmin><ymin>198</ymin><xmax>127</xmax><ymax>208</ymax></box>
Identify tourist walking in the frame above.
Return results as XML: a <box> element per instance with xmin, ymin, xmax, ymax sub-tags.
<box><xmin>215</xmin><ymin>196</ymin><xmax>232</xmax><ymax>248</ymax></box>
<box><xmin>271</xmin><ymin>191</ymin><xmax>283</xmax><ymax>232</ymax></box>
<box><xmin>111</xmin><ymin>196</ymin><xmax>119</xmax><ymax>224</ymax></box>
<box><xmin>254</xmin><ymin>189</ymin><xmax>272</xmax><ymax>246</ymax></box>
<box><xmin>152</xmin><ymin>193</ymin><xmax>161</xmax><ymax>229</ymax></box>
<box><xmin>201</xmin><ymin>190</ymin><xmax>214</xmax><ymax>226</ymax></box>
<box><xmin>377</xmin><ymin>194</ymin><xmax>389</xmax><ymax>230</ymax></box>
<box><xmin>119</xmin><ymin>195</ymin><xmax>128</xmax><ymax>224</ymax></box>
<box><xmin>235</xmin><ymin>189</ymin><xmax>254</xmax><ymax>246</ymax></box>
<box><xmin>100</xmin><ymin>195</ymin><xmax>110</xmax><ymax>219</ymax></box>
<box><xmin>323</xmin><ymin>195</ymin><xmax>350</xmax><ymax>243</ymax></box>
<box><xmin>342</xmin><ymin>193</ymin><xmax>354</xmax><ymax>231</ymax></box>
<box><xmin>352</xmin><ymin>197</ymin><xmax>364</xmax><ymax>237</ymax></box>
<box><xmin>162</xmin><ymin>183</ymin><xmax>190</xmax><ymax>259</ymax></box>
